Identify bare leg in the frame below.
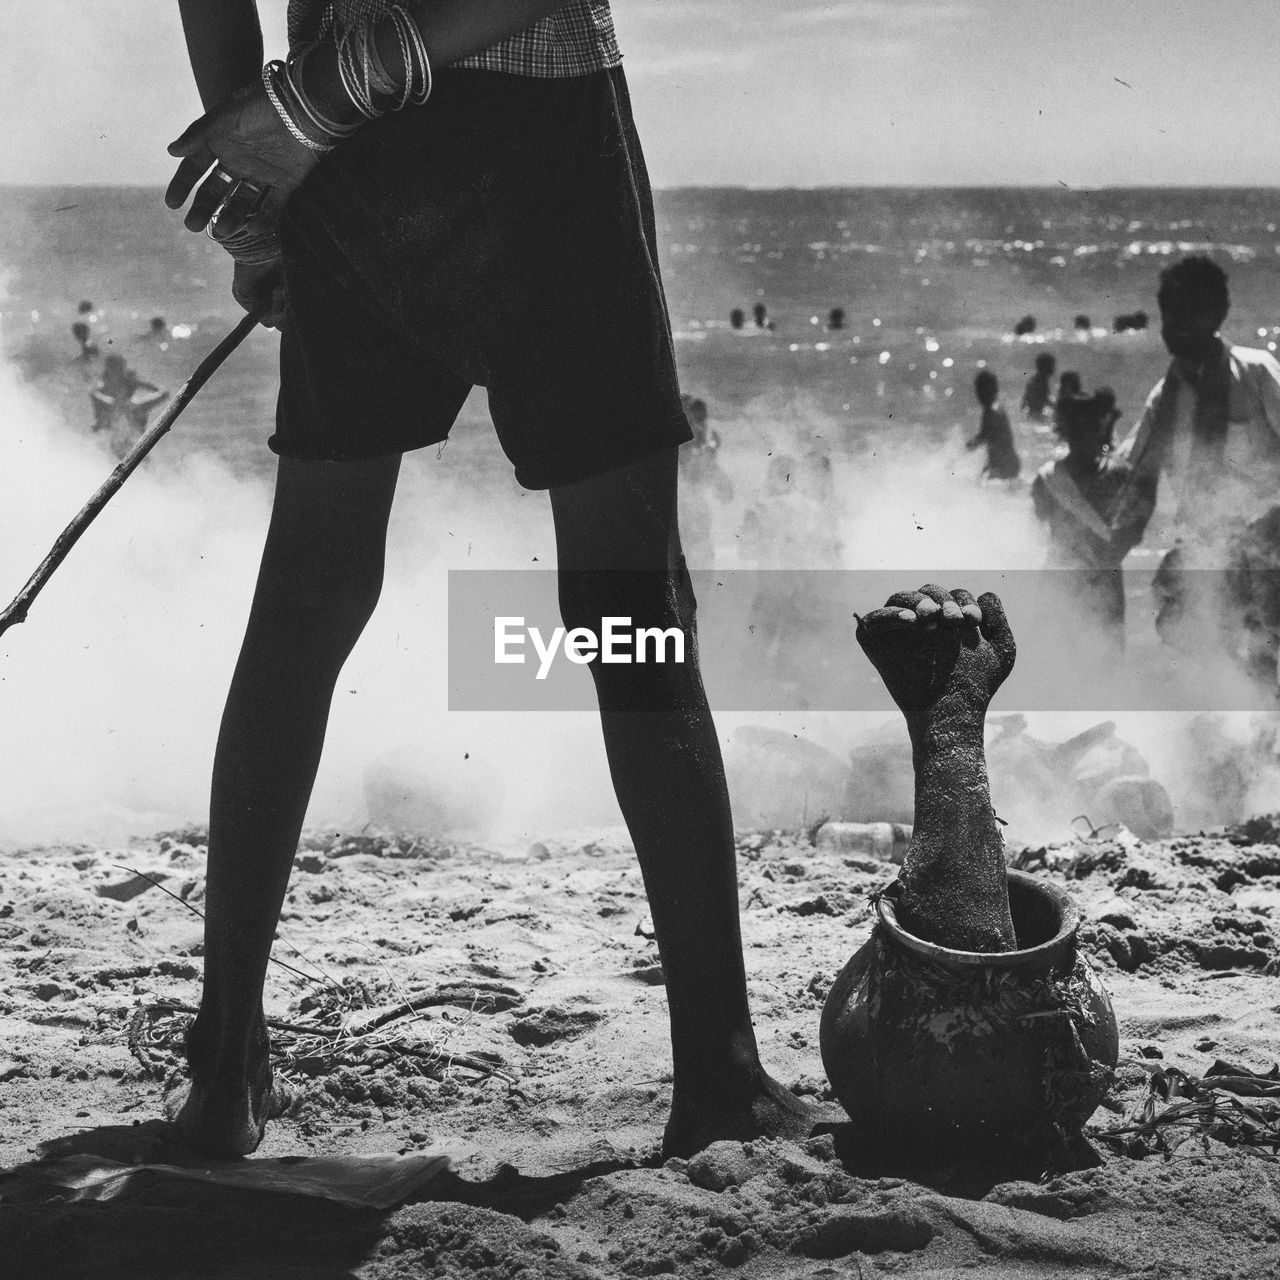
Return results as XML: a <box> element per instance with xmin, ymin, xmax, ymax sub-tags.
<box><xmin>550</xmin><ymin>449</ymin><xmax>816</xmax><ymax>1159</ymax></box>
<box><xmin>856</xmin><ymin>584</ymin><xmax>1018</xmax><ymax>953</ymax></box>
<box><xmin>177</xmin><ymin>454</ymin><xmax>401</xmax><ymax>1156</ymax></box>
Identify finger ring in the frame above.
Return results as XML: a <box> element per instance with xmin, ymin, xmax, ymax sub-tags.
<box><xmin>205</xmin><ymin>189</ymin><xmax>242</xmax><ymax>239</ymax></box>
<box><xmin>206</xmin><ymin>176</ymin><xmax>273</xmax><ymax>240</ymax></box>
<box><xmin>219</xmin><ymin>178</ymin><xmax>271</xmax><ymax>224</ymax></box>
<box><xmin>234</xmin><ymin>178</ymin><xmax>272</xmax><ymax>218</ymax></box>
<box><xmin>210</xmin><ymin>164</ymin><xmax>237</xmax><ymax>186</ymax></box>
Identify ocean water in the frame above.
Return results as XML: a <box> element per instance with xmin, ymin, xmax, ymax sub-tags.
<box><xmin>3</xmin><ymin>185</ymin><xmax>1279</xmax><ymax>486</ymax></box>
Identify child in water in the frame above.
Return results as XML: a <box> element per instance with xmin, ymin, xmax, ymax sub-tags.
<box><xmin>967</xmin><ymin>369</ymin><xmax>1021</xmax><ymax>481</ymax></box>
<box><xmin>90</xmin><ymin>354</ymin><xmax>166</xmax><ymax>455</ymax></box>
<box><xmin>1020</xmin><ymin>351</ymin><xmax>1056</xmax><ymax>419</ymax></box>
<box><xmin>1031</xmin><ymin>388</ymin><xmax>1152</xmax><ymax>652</ymax></box>
<box><xmin>71</xmin><ymin>300</ymin><xmax>99</xmax><ymax>361</ymax></box>
<box><xmin>1052</xmin><ymin>370</ymin><xmax>1082</xmax><ymax>433</ymax></box>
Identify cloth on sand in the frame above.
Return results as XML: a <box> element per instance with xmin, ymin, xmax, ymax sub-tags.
<box><xmin>0</xmin><ymin>1150</ymin><xmax>455</xmax><ymax>1210</ymax></box>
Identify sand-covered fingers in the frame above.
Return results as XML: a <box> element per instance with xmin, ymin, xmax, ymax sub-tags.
<box><xmin>971</xmin><ymin>588</ymin><xmax>1016</xmax><ymax>674</ymax></box>
<box><xmin>858</xmin><ymin>584</ymin><xmax>978</xmax><ymax>633</ymax></box>
<box><xmin>856</xmin><ymin>584</ymin><xmax>1014</xmax><ymax>725</ymax></box>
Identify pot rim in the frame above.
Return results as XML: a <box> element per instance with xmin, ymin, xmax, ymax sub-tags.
<box><xmin>875</xmin><ymin>869</ymin><xmax>1080</xmax><ymax>970</ymax></box>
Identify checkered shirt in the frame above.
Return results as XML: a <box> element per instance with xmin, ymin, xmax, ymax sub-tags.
<box><xmin>288</xmin><ymin>2</ymin><xmax>621</xmax><ymax>77</ymax></box>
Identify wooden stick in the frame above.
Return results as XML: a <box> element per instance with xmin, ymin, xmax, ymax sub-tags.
<box><xmin>0</xmin><ymin>293</ymin><xmax>273</xmax><ymax>639</ymax></box>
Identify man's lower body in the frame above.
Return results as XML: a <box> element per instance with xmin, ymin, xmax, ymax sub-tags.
<box><xmin>176</xmin><ymin>66</ymin><xmax>817</xmax><ymax>1159</ymax></box>
<box><xmin>1153</xmin><ymin>541</ymin><xmax>1254</xmax><ymax>675</ymax></box>
<box><xmin>177</xmin><ymin>448</ymin><xmax>817</xmax><ymax>1159</ymax></box>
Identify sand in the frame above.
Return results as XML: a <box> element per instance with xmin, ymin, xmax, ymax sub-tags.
<box><xmin>0</xmin><ymin>821</ymin><xmax>1277</xmax><ymax>1279</ymax></box>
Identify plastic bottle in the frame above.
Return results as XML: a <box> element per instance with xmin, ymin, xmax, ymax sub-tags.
<box><xmin>814</xmin><ymin>821</ymin><xmax>912</xmax><ymax>864</ymax></box>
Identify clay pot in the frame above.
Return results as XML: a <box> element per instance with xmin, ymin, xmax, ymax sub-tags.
<box><xmin>820</xmin><ymin>870</ymin><xmax>1118</xmax><ymax>1159</ymax></box>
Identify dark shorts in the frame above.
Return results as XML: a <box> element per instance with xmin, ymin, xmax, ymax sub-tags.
<box><xmin>273</xmin><ymin>66</ymin><xmax>691</xmax><ymax>490</ymax></box>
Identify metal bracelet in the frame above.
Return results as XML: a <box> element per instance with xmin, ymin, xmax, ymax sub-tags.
<box><xmin>262</xmin><ymin>60</ymin><xmax>335</xmax><ymax>153</ymax></box>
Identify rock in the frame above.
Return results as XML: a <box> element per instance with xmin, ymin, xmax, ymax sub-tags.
<box><xmin>1230</xmin><ymin>886</ymin><xmax>1277</xmax><ymax>916</ymax></box>
<box><xmin>685</xmin><ymin>1141</ymin><xmax>755</xmax><ymax>1191</ymax></box>
<box><xmin>95</xmin><ymin>871</ymin><xmax>167</xmax><ymax>902</ymax></box>
<box><xmin>1090</xmin><ymin>775</ymin><xmax>1175</xmax><ymax>840</ymax></box>
<box><xmin>1088</xmin><ymin>897</ymin><xmax>1139</xmax><ymax>931</ymax></box>
<box><xmin>793</xmin><ymin>1208</ymin><xmax>935</xmax><ymax>1257</ymax></box>
<box><xmin>508</xmin><ymin>1007</ymin><xmax>602</xmax><ymax>1047</ymax></box>
<box><xmin>844</xmin><ymin>724</ymin><xmax>915</xmax><ymax>824</ymax></box>
<box><xmin>1196</xmin><ymin>943</ymin><xmax>1270</xmax><ymax>970</ymax></box>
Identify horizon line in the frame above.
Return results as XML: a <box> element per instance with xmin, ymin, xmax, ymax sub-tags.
<box><xmin>1</xmin><ymin>180</ymin><xmax>1279</xmax><ymax>194</ymax></box>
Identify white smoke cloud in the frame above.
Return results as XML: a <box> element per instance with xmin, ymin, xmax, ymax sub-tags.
<box><xmin>3</xmin><ymin>348</ymin><xmax>1276</xmax><ymax>850</ymax></box>
<box><xmin>0</xmin><ymin>347</ymin><xmax>620</xmax><ymax>848</ymax></box>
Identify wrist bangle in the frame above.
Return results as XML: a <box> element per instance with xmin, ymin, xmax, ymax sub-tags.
<box><xmin>388</xmin><ymin>6</ymin><xmax>432</xmax><ymax>108</ymax></box>
<box><xmin>262</xmin><ymin>60</ymin><xmax>336</xmax><ymax>153</ymax></box>
<box><xmin>285</xmin><ymin>46</ymin><xmax>361</xmax><ymax>142</ymax></box>
<box><xmin>207</xmin><ymin>217</ymin><xmax>283</xmax><ymax>265</ymax></box>
<box><xmin>330</xmin><ymin>7</ymin><xmax>433</xmax><ymax>124</ymax></box>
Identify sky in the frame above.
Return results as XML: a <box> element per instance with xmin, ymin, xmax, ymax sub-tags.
<box><xmin>2</xmin><ymin>0</ymin><xmax>1278</xmax><ymax>188</ymax></box>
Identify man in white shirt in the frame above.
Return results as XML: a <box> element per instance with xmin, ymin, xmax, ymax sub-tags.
<box><xmin>1117</xmin><ymin>256</ymin><xmax>1280</xmax><ymax>664</ymax></box>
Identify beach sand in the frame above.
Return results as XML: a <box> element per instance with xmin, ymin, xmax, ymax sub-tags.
<box><xmin>1</xmin><ymin>821</ymin><xmax>1277</xmax><ymax>1279</ymax></box>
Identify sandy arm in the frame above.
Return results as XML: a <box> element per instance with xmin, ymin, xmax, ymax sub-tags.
<box><xmin>899</xmin><ymin>689</ymin><xmax>1015</xmax><ymax>953</ymax></box>
<box><xmin>857</xmin><ymin>586</ymin><xmax>1018</xmax><ymax>952</ymax></box>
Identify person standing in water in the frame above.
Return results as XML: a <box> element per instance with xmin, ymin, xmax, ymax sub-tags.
<box><xmin>1031</xmin><ymin>389</ymin><xmax>1152</xmax><ymax>653</ymax></box>
<box><xmin>967</xmin><ymin>369</ymin><xmax>1021</xmax><ymax>481</ymax></box>
<box><xmin>1020</xmin><ymin>351</ymin><xmax>1056</xmax><ymax>420</ymax></box>
<box><xmin>71</xmin><ymin>299</ymin><xmax>100</xmax><ymax>361</ymax></box>
<box><xmin>162</xmin><ymin>0</ymin><xmax>819</xmax><ymax>1162</ymax></box>
<box><xmin>90</xmin><ymin>354</ymin><xmax>166</xmax><ymax>454</ymax></box>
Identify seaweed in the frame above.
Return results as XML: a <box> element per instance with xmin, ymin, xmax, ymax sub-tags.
<box><xmin>1100</xmin><ymin>1064</ymin><xmax>1280</xmax><ymax>1160</ymax></box>
<box><xmin>127</xmin><ymin>984</ymin><xmax>519</xmax><ymax>1093</ymax></box>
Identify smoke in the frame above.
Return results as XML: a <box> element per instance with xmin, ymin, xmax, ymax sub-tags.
<box><xmin>0</xmin><ymin>357</ymin><xmax>267</xmax><ymax>844</ymax></box>
<box><xmin>3</xmin><ymin>347</ymin><xmax>1276</xmax><ymax>850</ymax></box>
<box><xmin>698</xmin><ymin>401</ymin><xmax>1280</xmax><ymax>839</ymax></box>
<box><xmin>0</xmin><ymin>353</ymin><xmax>619</xmax><ymax>848</ymax></box>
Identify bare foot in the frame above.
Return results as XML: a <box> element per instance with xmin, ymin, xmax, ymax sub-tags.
<box><xmin>170</xmin><ymin>1018</ymin><xmax>289</xmax><ymax>1158</ymax></box>
<box><xmin>662</xmin><ymin>1069</ymin><xmax>834</xmax><ymax>1160</ymax></box>
<box><xmin>856</xmin><ymin>584</ymin><xmax>1018</xmax><ymax>953</ymax></box>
